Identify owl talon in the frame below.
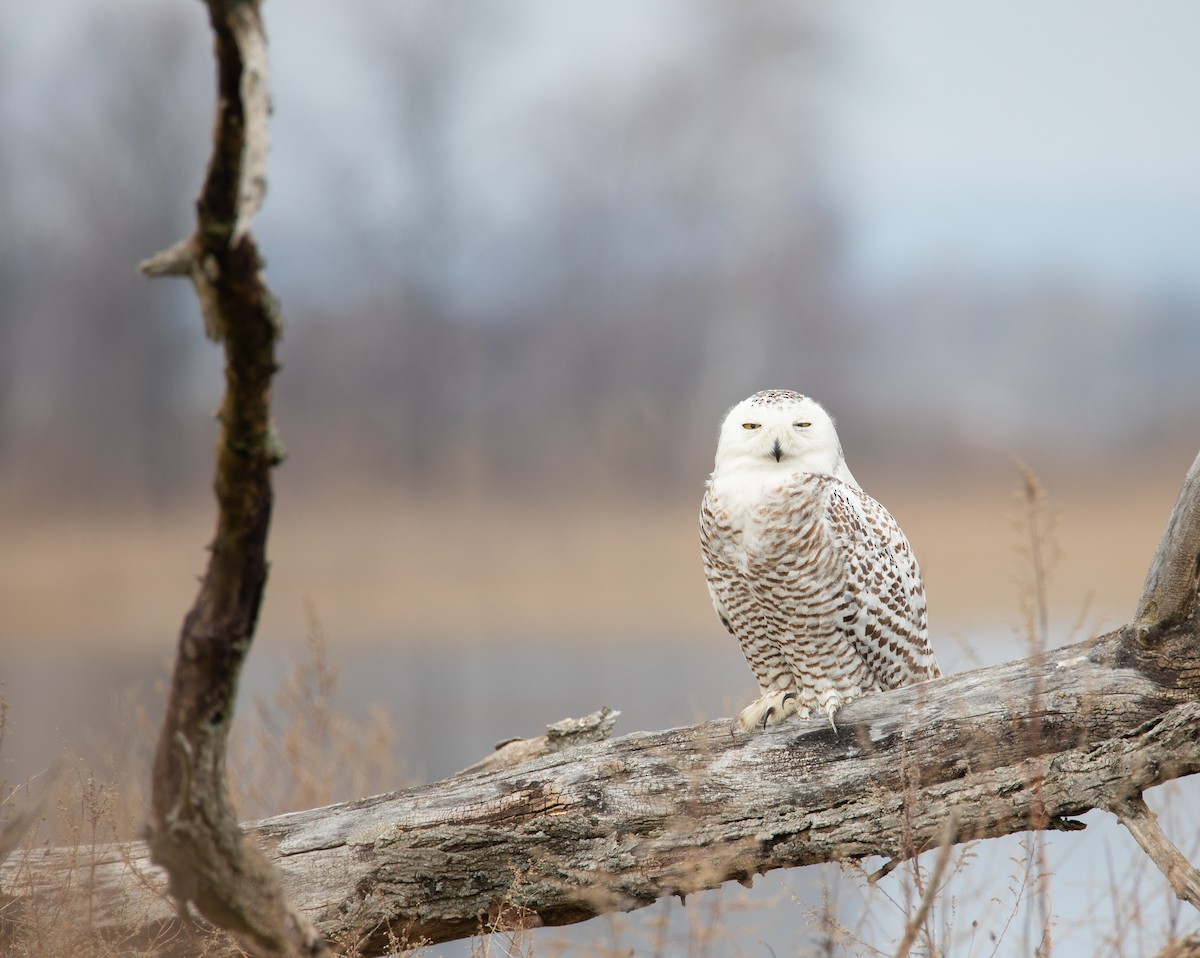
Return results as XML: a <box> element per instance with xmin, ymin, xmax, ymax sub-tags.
<box><xmin>736</xmin><ymin>689</ymin><xmax>804</xmax><ymax>732</ymax></box>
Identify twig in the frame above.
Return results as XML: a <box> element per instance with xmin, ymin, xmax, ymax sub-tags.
<box><xmin>867</xmin><ymin>858</ymin><xmax>900</xmax><ymax>885</ymax></box>
<box><xmin>1113</xmin><ymin>796</ymin><xmax>1200</xmax><ymax>911</ymax></box>
<box><xmin>1136</xmin><ymin>450</ymin><xmax>1200</xmax><ymax>636</ymax></box>
<box><xmin>1150</xmin><ymin>933</ymin><xmax>1200</xmax><ymax>958</ymax></box>
<box><xmin>455</xmin><ymin>707</ymin><xmax>620</xmax><ymax>777</ymax></box>
<box><xmin>138</xmin><ymin>239</ymin><xmax>195</xmax><ymax>277</ymax></box>
<box><xmin>893</xmin><ymin>810</ymin><xmax>959</xmax><ymax>958</ymax></box>
<box><xmin>0</xmin><ymin>762</ymin><xmax>63</xmax><ymax>864</ymax></box>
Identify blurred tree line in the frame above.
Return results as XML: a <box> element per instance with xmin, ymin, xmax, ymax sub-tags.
<box><xmin>1</xmin><ymin>0</ymin><xmax>1196</xmax><ymax>506</ymax></box>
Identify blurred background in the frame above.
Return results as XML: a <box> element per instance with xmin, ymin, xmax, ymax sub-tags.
<box><xmin>2</xmin><ymin>0</ymin><xmax>1199</xmax><ymax>954</ymax></box>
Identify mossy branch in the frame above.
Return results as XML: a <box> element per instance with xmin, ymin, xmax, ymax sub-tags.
<box><xmin>138</xmin><ymin>2</ymin><xmax>321</xmax><ymax>956</ymax></box>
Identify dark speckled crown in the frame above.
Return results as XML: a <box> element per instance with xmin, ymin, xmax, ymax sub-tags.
<box><xmin>747</xmin><ymin>389</ymin><xmax>807</xmax><ymax>406</ymax></box>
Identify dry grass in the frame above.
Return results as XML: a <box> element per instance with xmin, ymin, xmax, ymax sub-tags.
<box><xmin>0</xmin><ymin>460</ymin><xmax>1186</xmax><ymax>654</ymax></box>
<box><xmin>0</xmin><ymin>627</ymin><xmax>416</xmax><ymax>958</ymax></box>
<box><xmin>228</xmin><ymin>603</ymin><xmax>410</xmax><ymax>819</ymax></box>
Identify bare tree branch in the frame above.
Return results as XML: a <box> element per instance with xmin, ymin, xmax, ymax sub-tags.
<box><xmin>1114</xmin><ymin>796</ymin><xmax>1200</xmax><ymax>910</ymax></box>
<box><xmin>1136</xmin><ymin>450</ymin><xmax>1200</xmax><ymax>636</ymax></box>
<box><xmin>454</xmin><ymin>706</ymin><xmax>620</xmax><ymax>778</ymax></box>
<box><xmin>137</xmin><ymin>1</ymin><xmax>323</xmax><ymax>956</ymax></box>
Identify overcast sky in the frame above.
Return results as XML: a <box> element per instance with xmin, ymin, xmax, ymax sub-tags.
<box><xmin>823</xmin><ymin>0</ymin><xmax>1200</xmax><ymax>293</ymax></box>
<box><xmin>260</xmin><ymin>0</ymin><xmax>1200</xmax><ymax>296</ymax></box>
<box><xmin>14</xmin><ymin>0</ymin><xmax>1200</xmax><ymax>299</ymax></box>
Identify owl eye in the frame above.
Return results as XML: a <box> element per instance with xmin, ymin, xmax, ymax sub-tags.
<box><xmin>742</xmin><ymin>422</ymin><xmax>761</xmax><ymax>430</ymax></box>
<box><xmin>795</xmin><ymin>421</ymin><xmax>812</xmax><ymax>428</ymax></box>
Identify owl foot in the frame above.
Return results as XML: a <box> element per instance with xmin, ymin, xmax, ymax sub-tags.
<box><xmin>735</xmin><ymin>689</ymin><xmax>806</xmax><ymax>732</ymax></box>
<box><xmin>817</xmin><ymin>689</ymin><xmax>847</xmax><ymax>735</ymax></box>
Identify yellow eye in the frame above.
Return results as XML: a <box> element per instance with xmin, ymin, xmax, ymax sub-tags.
<box><xmin>795</xmin><ymin>421</ymin><xmax>811</xmax><ymax>428</ymax></box>
<box><xmin>742</xmin><ymin>422</ymin><xmax>761</xmax><ymax>430</ymax></box>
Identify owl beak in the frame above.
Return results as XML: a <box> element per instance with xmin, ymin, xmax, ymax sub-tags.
<box><xmin>771</xmin><ymin>438</ymin><xmax>783</xmax><ymax>462</ymax></box>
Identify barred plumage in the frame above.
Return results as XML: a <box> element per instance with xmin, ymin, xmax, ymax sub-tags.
<box><xmin>700</xmin><ymin>389</ymin><xmax>941</xmax><ymax>731</ymax></box>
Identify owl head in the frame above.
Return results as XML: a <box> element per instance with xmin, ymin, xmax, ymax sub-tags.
<box><xmin>712</xmin><ymin>389</ymin><xmax>859</xmax><ymax>488</ymax></box>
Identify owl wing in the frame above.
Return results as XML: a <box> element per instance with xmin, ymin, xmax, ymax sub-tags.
<box><xmin>699</xmin><ymin>489</ymin><xmax>740</xmax><ymax>638</ymax></box>
<box><xmin>824</xmin><ymin>481</ymin><xmax>940</xmax><ymax>689</ymax></box>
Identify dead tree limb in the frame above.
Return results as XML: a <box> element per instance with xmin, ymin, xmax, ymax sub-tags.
<box><xmin>1113</xmin><ymin>796</ymin><xmax>1200</xmax><ymax>910</ymax></box>
<box><xmin>4</xmin><ymin>448</ymin><xmax>1200</xmax><ymax>956</ymax></box>
<box><xmin>1136</xmin><ymin>450</ymin><xmax>1200</xmax><ymax>636</ymax></box>
<box><xmin>136</xmin><ymin>1</ymin><xmax>324</xmax><ymax>956</ymax></box>
<box><xmin>6</xmin><ymin>628</ymin><xmax>1200</xmax><ymax>954</ymax></box>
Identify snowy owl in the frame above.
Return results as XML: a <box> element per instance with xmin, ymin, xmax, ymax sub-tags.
<box><xmin>699</xmin><ymin>389</ymin><xmax>941</xmax><ymax>731</ymax></box>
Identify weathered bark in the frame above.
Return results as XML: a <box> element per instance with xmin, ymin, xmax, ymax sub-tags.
<box><xmin>4</xmin><ymin>563</ymin><xmax>1200</xmax><ymax>955</ymax></box>
<box><xmin>1136</xmin><ymin>450</ymin><xmax>1200</xmax><ymax>635</ymax></box>
<box><xmin>136</xmin><ymin>1</ymin><xmax>324</xmax><ymax>956</ymax></box>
